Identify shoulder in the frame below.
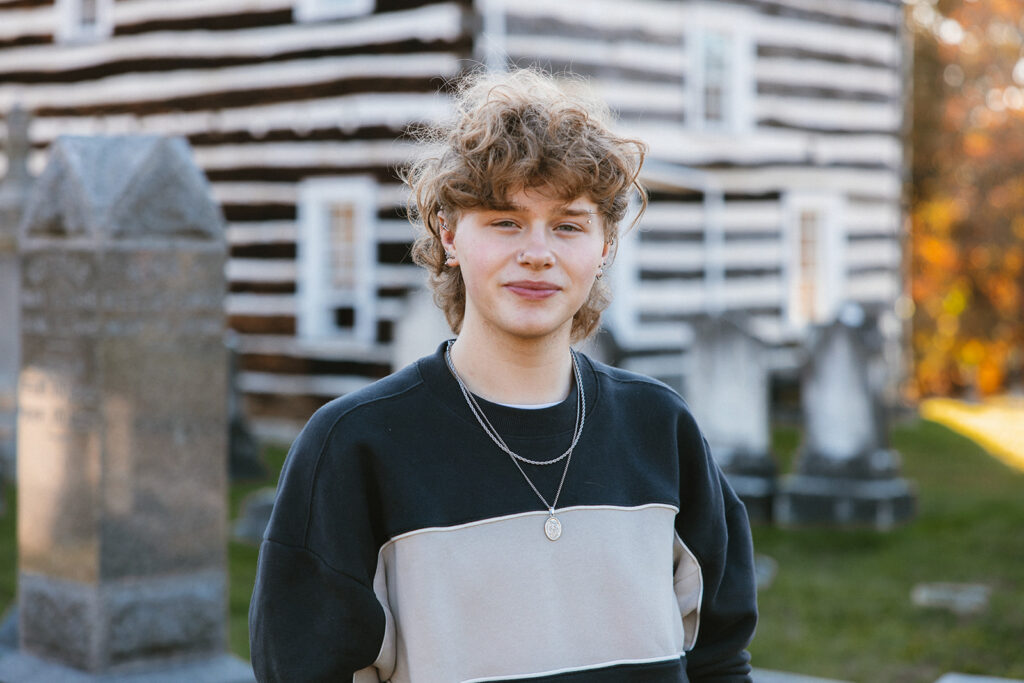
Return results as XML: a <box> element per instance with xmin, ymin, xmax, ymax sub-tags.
<box><xmin>304</xmin><ymin>360</ymin><xmax>427</xmax><ymax>435</ymax></box>
<box><xmin>266</xmin><ymin>360</ymin><xmax>430</xmax><ymax>545</ymax></box>
<box><xmin>278</xmin><ymin>360</ymin><xmax>429</xmax><ymax>487</ymax></box>
<box><xmin>585</xmin><ymin>355</ymin><xmax>695</xmax><ymax>419</ymax></box>
<box><xmin>587</xmin><ymin>355</ymin><xmax>675</xmax><ymax>392</ymax></box>
<box><xmin>583</xmin><ymin>354</ymin><xmax>708</xmax><ymax>462</ymax></box>
<box><xmin>299</xmin><ymin>356</ymin><xmax>444</xmax><ymax>446</ymax></box>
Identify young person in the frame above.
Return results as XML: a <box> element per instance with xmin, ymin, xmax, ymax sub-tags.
<box><xmin>249</xmin><ymin>68</ymin><xmax>757</xmax><ymax>682</ymax></box>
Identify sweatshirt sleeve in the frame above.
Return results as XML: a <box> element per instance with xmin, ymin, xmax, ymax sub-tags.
<box><xmin>675</xmin><ymin>416</ymin><xmax>758</xmax><ymax>682</ymax></box>
<box><xmin>249</xmin><ymin>402</ymin><xmax>389</xmax><ymax>683</ymax></box>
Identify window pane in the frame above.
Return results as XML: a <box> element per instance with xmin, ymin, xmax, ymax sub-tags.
<box><xmin>799</xmin><ymin>209</ymin><xmax>819</xmax><ymax>322</ymax></box>
<box><xmin>703</xmin><ymin>33</ymin><xmax>731</xmax><ymax>124</ymax></box>
<box><xmin>330</xmin><ymin>203</ymin><xmax>357</xmax><ymax>291</ymax></box>
<box><xmin>80</xmin><ymin>0</ymin><xmax>98</xmax><ymax>26</ymax></box>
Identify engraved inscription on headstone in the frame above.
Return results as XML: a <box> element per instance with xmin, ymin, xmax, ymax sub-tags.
<box><xmin>2</xmin><ymin>135</ymin><xmax>253</xmax><ymax>681</ymax></box>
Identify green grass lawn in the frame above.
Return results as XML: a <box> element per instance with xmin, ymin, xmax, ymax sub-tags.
<box><xmin>749</xmin><ymin>419</ymin><xmax>1024</xmax><ymax>682</ymax></box>
<box><xmin>0</xmin><ymin>417</ymin><xmax>1020</xmax><ymax>681</ymax></box>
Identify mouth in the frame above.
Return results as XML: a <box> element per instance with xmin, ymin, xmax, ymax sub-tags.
<box><xmin>504</xmin><ymin>280</ymin><xmax>561</xmax><ymax>300</ymax></box>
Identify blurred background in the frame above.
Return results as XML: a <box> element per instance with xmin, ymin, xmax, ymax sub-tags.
<box><xmin>0</xmin><ymin>0</ymin><xmax>1021</xmax><ymax>681</ymax></box>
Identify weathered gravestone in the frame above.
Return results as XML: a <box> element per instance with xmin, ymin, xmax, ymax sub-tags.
<box><xmin>391</xmin><ymin>285</ymin><xmax>453</xmax><ymax>371</ymax></box>
<box><xmin>0</xmin><ymin>106</ymin><xmax>34</xmax><ymax>483</ymax></box>
<box><xmin>0</xmin><ymin>135</ymin><xmax>253</xmax><ymax>681</ymax></box>
<box><xmin>687</xmin><ymin>314</ymin><xmax>776</xmax><ymax>522</ymax></box>
<box><xmin>232</xmin><ymin>487</ymin><xmax>277</xmax><ymax>545</ymax></box>
<box><xmin>774</xmin><ymin>318</ymin><xmax>915</xmax><ymax>529</ymax></box>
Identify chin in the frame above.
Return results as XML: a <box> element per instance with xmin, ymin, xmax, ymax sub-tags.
<box><xmin>500</xmin><ymin>319</ymin><xmax>574</xmax><ymax>341</ymax></box>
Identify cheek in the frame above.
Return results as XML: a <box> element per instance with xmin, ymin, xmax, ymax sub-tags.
<box><xmin>578</xmin><ymin>241</ymin><xmax>609</xmax><ymax>270</ymax></box>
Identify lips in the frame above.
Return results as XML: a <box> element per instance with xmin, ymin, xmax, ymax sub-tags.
<box><xmin>504</xmin><ymin>280</ymin><xmax>561</xmax><ymax>300</ymax></box>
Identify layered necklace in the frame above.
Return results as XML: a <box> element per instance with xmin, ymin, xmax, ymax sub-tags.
<box><xmin>444</xmin><ymin>340</ymin><xmax>585</xmax><ymax>541</ymax></box>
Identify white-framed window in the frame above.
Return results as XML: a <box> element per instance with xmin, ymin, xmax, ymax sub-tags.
<box><xmin>56</xmin><ymin>0</ymin><xmax>114</xmax><ymax>44</ymax></box>
<box><xmin>294</xmin><ymin>0</ymin><xmax>374</xmax><ymax>23</ymax></box>
<box><xmin>297</xmin><ymin>177</ymin><xmax>377</xmax><ymax>344</ymax></box>
<box><xmin>783</xmin><ymin>193</ymin><xmax>845</xmax><ymax>329</ymax></box>
<box><xmin>684</xmin><ymin>4</ymin><xmax>754</xmax><ymax>133</ymax></box>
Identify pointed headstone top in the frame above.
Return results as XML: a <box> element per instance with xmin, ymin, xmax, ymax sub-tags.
<box><xmin>689</xmin><ymin>312</ymin><xmax>771</xmax><ymax>464</ymax></box>
<box><xmin>692</xmin><ymin>312</ymin><xmax>765</xmax><ymax>348</ymax></box>
<box><xmin>802</xmin><ymin>318</ymin><xmax>880</xmax><ymax>460</ymax></box>
<box><xmin>20</xmin><ymin>135</ymin><xmax>223</xmax><ymax>242</ymax></box>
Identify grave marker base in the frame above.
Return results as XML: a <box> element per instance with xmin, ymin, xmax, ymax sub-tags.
<box><xmin>0</xmin><ymin>650</ymin><xmax>253</xmax><ymax>683</ymax></box>
<box><xmin>774</xmin><ymin>473</ymin><xmax>915</xmax><ymax>530</ymax></box>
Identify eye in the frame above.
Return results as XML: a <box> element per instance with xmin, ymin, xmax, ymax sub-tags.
<box><xmin>554</xmin><ymin>222</ymin><xmax>585</xmax><ymax>233</ymax></box>
<box><xmin>492</xmin><ymin>219</ymin><xmax>520</xmax><ymax>229</ymax></box>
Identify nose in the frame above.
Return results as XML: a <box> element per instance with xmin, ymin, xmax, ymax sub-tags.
<box><xmin>516</xmin><ymin>224</ymin><xmax>555</xmax><ymax>268</ymax></box>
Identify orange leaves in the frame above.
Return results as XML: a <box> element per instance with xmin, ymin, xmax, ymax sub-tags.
<box><xmin>915</xmin><ymin>197</ymin><xmax>964</xmax><ymax>236</ymax></box>
<box><xmin>983</xmin><ymin>273</ymin><xmax>1021</xmax><ymax>315</ymax></box>
<box><xmin>963</xmin><ymin>131</ymin><xmax>992</xmax><ymax>157</ymax></box>
<box><xmin>957</xmin><ymin>338</ymin><xmax>1015</xmax><ymax>396</ymax></box>
<box><xmin>917</xmin><ymin>236</ymin><xmax>960</xmax><ymax>269</ymax></box>
<box><xmin>1013</xmin><ymin>217</ymin><xmax>1024</xmax><ymax>240</ymax></box>
<box><xmin>1004</xmin><ymin>246</ymin><xmax>1024</xmax><ymax>274</ymax></box>
<box><xmin>909</xmin><ymin>0</ymin><xmax>1024</xmax><ymax>398</ymax></box>
<box><xmin>988</xmin><ymin>0</ymin><xmax>1019</xmax><ymax>20</ymax></box>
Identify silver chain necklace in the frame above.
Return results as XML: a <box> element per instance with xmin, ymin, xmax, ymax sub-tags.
<box><xmin>444</xmin><ymin>340</ymin><xmax>585</xmax><ymax>541</ymax></box>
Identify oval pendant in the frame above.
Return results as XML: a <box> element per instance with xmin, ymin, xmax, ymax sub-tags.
<box><xmin>544</xmin><ymin>515</ymin><xmax>562</xmax><ymax>541</ymax></box>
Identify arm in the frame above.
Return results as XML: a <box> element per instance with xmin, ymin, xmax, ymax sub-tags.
<box><xmin>249</xmin><ymin>403</ymin><xmax>390</xmax><ymax>682</ymax></box>
<box><xmin>676</xmin><ymin>425</ymin><xmax>758</xmax><ymax>681</ymax></box>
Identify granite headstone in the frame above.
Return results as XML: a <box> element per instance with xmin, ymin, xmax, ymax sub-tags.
<box><xmin>774</xmin><ymin>318</ymin><xmax>915</xmax><ymax>529</ymax></box>
<box><xmin>391</xmin><ymin>285</ymin><xmax>453</xmax><ymax>370</ymax></box>
<box><xmin>0</xmin><ymin>135</ymin><xmax>252</xmax><ymax>681</ymax></box>
<box><xmin>687</xmin><ymin>314</ymin><xmax>776</xmax><ymax>522</ymax></box>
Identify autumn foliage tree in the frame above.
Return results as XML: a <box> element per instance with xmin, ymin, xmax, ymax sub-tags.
<box><xmin>908</xmin><ymin>0</ymin><xmax>1024</xmax><ymax>397</ymax></box>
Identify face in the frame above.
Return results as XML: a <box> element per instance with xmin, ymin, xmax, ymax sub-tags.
<box><xmin>441</xmin><ymin>187</ymin><xmax>609</xmax><ymax>345</ymax></box>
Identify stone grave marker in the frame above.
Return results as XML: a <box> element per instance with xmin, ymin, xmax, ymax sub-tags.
<box><xmin>0</xmin><ymin>106</ymin><xmax>34</xmax><ymax>482</ymax></box>
<box><xmin>687</xmin><ymin>314</ymin><xmax>776</xmax><ymax>522</ymax></box>
<box><xmin>0</xmin><ymin>135</ymin><xmax>252</xmax><ymax>681</ymax></box>
<box><xmin>232</xmin><ymin>487</ymin><xmax>277</xmax><ymax>545</ymax></box>
<box><xmin>911</xmin><ymin>582</ymin><xmax>991</xmax><ymax>616</ymax></box>
<box><xmin>391</xmin><ymin>285</ymin><xmax>453</xmax><ymax>370</ymax></box>
<box><xmin>774</xmin><ymin>318</ymin><xmax>915</xmax><ymax>529</ymax></box>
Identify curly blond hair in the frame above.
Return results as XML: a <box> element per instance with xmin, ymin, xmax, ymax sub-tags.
<box><xmin>404</xmin><ymin>67</ymin><xmax>647</xmax><ymax>342</ymax></box>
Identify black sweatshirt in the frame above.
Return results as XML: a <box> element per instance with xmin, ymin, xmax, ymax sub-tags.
<box><xmin>250</xmin><ymin>342</ymin><xmax>757</xmax><ymax>682</ymax></box>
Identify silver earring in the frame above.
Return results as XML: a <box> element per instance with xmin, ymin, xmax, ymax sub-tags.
<box><xmin>596</xmin><ymin>263</ymin><xmax>605</xmax><ymax>279</ymax></box>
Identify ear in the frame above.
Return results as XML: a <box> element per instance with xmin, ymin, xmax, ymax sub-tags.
<box><xmin>440</xmin><ymin>219</ymin><xmax>456</xmax><ymax>252</ymax></box>
<box><xmin>601</xmin><ymin>240</ymin><xmax>610</xmax><ymax>261</ymax></box>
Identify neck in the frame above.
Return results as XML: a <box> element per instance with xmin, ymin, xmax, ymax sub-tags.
<box><xmin>448</xmin><ymin>326</ymin><xmax>574</xmax><ymax>405</ymax></box>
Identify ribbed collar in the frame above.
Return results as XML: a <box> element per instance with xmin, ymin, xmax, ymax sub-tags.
<box><xmin>415</xmin><ymin>340</ymin><xmax>600</xmax><ymax>440</ymax></box>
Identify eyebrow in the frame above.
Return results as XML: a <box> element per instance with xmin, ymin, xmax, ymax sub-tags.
<box><xmin>559</xmin><ymin>207</ymin><xmax>596</xmax><ymax>217</ymax></box>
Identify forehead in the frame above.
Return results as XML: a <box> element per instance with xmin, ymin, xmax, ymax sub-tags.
<box><xmin>485</xmin><ymin>187</ymin><xmax>597</xmax><ymax>214</ymax></box>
